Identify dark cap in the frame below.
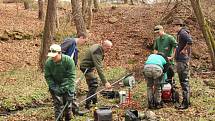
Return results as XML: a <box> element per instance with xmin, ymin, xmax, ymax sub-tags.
<box><xmin>172</xmin><ymin>18</ymin><xmax>184</xmax><ymax>25</ymax></box>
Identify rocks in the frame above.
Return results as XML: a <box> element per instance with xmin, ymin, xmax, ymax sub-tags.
<box><xmin>0</xmin><ymin>34</ymin><xmax>9</xmax><ymax>41</ymax></box>
<box><xmin>138</xmin><ymin>110</ymin><xmax>159</xmax><ymax>121</ymax></box>
<box><xmin>108</xmin><ymin>17</ymin><xmax>118</xmax><ymax>24</ymax></box>
<box><xmin>0</xmin><ymin>29</ymin><xmax>33</xmax><ymax>41</ymax></box>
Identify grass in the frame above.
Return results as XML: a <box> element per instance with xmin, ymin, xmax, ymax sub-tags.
<box><xmin>0</xmin><ymin>64</ymin><xmax>128</xmax><ymax>120</ymax></box>
<box><xmin>1</xmin><ymin>63</ymin><xmax>215</xmax><ymax>121</ymax></box>
<box><xmin>0</xmin><ymin>67</ymin><xmax>49</xmax><ymax>111</ymax></box>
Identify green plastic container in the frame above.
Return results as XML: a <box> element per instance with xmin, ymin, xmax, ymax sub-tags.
<box><xmin>123</xmin><ymin>75</ymin><xmax>135</xmax><ymax>87</ymax></box>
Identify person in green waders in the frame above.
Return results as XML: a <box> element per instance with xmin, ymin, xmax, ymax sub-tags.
<box><xmin>80</xmin><ymin>40</ymin><xmax>113</xmax><ymax>109</ymax></box>
<box><xmin>44</xmin><ymin>44</ymin><xmax>76</xmax><ymax>121</ymax></box>
<box><xmin>153</xmin><ymin>25</ymin><xmax>177</xmax><ymax>81</ymax></box>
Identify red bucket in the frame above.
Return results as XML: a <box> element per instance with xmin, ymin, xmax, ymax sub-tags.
<box><xmin>162</xmin><ymin>90</ymin><xmax>172</xmax><ymax>100</ymax></box>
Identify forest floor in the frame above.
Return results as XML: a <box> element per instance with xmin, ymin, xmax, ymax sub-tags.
<box><xmin>0</xmin><ymin>2</ymin><xmax>215</xmax><ymax>121</ymax></box>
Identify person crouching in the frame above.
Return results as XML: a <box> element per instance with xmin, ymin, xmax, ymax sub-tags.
<box><xmin>143</xmin><ymin>52</ymin><xmax>170</xmax><ymax>109</ymax></box>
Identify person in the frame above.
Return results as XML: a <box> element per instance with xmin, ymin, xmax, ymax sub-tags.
<box><xmin>153</xmin><ymin>25</ymin><xmax>177</xmax><ymax>80</ymax></box>
<box><xmin>80</xmin><ymin>40</ymin><xmax>113</xmax><ymax>109</ymax></box>
<box><xmin>143</xmin><ymin>52</ymin><xmax>170</xmax><ymax>109</ymax></box>
<box><xmin>44</xmin><ymin>44</ymin><xmax>76</xmax><ymax>121</ymax></box>
<box><xmin>60</xmin><ymin>33</ymin><xmax>87</xmax><ymax>65</ymax></box>
<box><xmin>173</xmin><ymin>19</ymin><xmax>192</xmax><ymax>109</ymax></box>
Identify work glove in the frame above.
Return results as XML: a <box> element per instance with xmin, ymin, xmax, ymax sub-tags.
<box><xmin>50</xmin><ymin>86</ymin><xmax>63</xmax><ymax>96</ymax></box>
<box><xmin>66</xmin><ymin>90</ymin><xmax>75</xmax><ymax>103</ymax></box>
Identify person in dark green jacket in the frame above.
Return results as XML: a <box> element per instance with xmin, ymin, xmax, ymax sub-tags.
<box><xmin>45</xmin><ymin>44</ymin><xmax>76</xmax><ymax>121</ymax></box>
<box><xmin>80</xmin><ymin>40</ymin><xmax>113</xmax><ymax>109</ymax></box>
<box><xmin>153</xmin><ymin>25</ymin><xmax>177</xmax><ymax>81</ymax></box>
<box><xmin>143</xmin><ymin>52</ymin><xmax>170</xmax><ymax>109</ymax></box>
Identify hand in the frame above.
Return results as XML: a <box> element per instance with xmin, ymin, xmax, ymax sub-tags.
<box><xmin>180</xmin><ymin>49</ymin><xmax>188</xmax><ymax>55</ymax></box>
<box><xmin>75</xmin><ymin>78</ymin><xmax>81</xmax><ymax>83</ymax></box>
<box><xmin>50</xmin><ymin>87</ymin><xmax>62</xmax><ymax>96</ymax></box>
<box><xmin>105</xmin><ymin>82</ymin><xmax>112</xmax><ymax>90</ymax></box>
<box><xmin>167</xmin><ymin>56</ymin><xmax>173</xmax><ymax>60</ymax></box>
<box><xmin>67</xmin><ymin>91</ymin><xmax>74</xmax><ymax>102</ymax></box>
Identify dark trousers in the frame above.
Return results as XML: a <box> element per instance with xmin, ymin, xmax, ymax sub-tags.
<box><xmin>80</xmin><ymin>68</ymin><xmax>98</xmax><ymax>108</ymax></box>
<box><xmin>176</xmin><ymin>61</ymin><xmax>190</xmax><ymax>105</ymax></box>
<box><xmin>50</xmin><ymin>91</ymin><xmax>72</xmax><ymax>121</ymax></box>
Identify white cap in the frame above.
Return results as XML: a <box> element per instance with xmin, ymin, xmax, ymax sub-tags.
<box><xmin>47</xmin><ymin>44</ymin><xmax>61</xmax><ymax>57</ymax></box>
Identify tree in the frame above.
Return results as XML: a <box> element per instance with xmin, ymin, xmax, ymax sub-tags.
<box><xmin>82</xmin><ymin>0</ymin><xmax>87</xmax><ymax>22</ymax></box>
<box><xmin>71</xmin><ymin>0</ymin><xmax>87</xmax><ymax>37</ymax></box>
<box><xmin>93</xmin><ymin>0</ymin><xmax>99</xmax><ymax>12</ymax></box>
<box><xmin>38</xmin><ymin>0</ymin><xmax>44</xmax><ymax>20</ymax></box>
<box><xmin>131</xmin><ymin>0</ymin><xmax>135</xmax><ymax>5</ymax></box>
<box><xmin>24</xmin><ymin>1</ymin><xmax>30</xmax><ymax>9</ymax></box>
<box><xmin>87</xmin><ymin>0</ymin><xmax>93</xmax><ymax>29</ymax></box>
<box><xmin>124</xmin><ymin>0</ymin><xmax>128</xmax><ymax>4</ymax></box>
<box><xmin>39</xmin><ymin>0</ymin><xmax>57</xmax><ymax>71</ymax></box>
<box><xmin>56</xmin><ymin>0</ymin><xmax>59</xmax><ymax>29</ymax></box>
<box><xmin>190</xmin><ymin>0</ymin><xmax>215</xmax><ymax>70</ymax></box>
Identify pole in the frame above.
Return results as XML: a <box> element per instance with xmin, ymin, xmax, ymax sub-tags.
<box><xmin>78</xmin><ymin>73</ymin><xmax>133</xmax><ymax>105</ymax></box>
<box><xmin>56</xmin><ymin>101</ymin><xmax>69</xmax><ymax>121</ymax></box>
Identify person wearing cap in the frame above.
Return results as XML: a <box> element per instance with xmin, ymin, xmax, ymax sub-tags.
<box><xmin>61</xmin><ymin>33</ymin><xmax>88</xmax><ymax>66</ymax></box>
<box><xmin>143</xmin><ymin>52</ymin><xmax>171</xmax><ymax>109</ymax></box>
<box><xmin>153</xmin><ymin>25</ymin><xmax>177</xmax><ymax>81</ymax></box>
<box><xmin>173</xmin><ymin>19</ymin><xmax>192</xmax><ymax>109</ymax></box>
<box><xmin>80</xmin><ymin>40</ymin><xmax>113</xmax><ymax>109</ymax></box>
<box><xmin>44</xmin><ymin>44</ymin><xmax>76</xmax><ymax>121</ymax></box>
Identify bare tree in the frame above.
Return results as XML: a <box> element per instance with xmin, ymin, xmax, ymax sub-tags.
<box><xmin>39</xmin><ymin>0</ymin><xmax>57</xmax><ymax>71</ymax></box>
<box><xmin>82</xmin><ymin>0</ymin><xmax>87</xmax><ymax>22</ymax></box>
<box><xmin>71</xmin><ymin>0</ymin><xmax>87</xmax><ymax>37</ymax></box>
<box><xmin>87</xmin><ymin>0</ymin><xmax>93</xmax><ymax>29</ymax></box>
<box><xmin>24</xmin><ymin>1</ymin><xmax>30</xmax><ymax>9</ymax></box>
<box><xmin>93</xmin><ymin>0</ymin><xmax>99</xmax><ymax>12</ymax></box>
<box><xmin>56</xmin><ymin>9</ymin><xmax>59</xmax><ymax>29</ymax></box>
<box><xmin>38</xmin><ymin>0</ymin><xmax>44</xmax><ymax>20</ymax></box>
<box><xmin>131</xmin><ymin>0</ymin><xmax>134</xmax><ymax>5</ymax></box>
<box><xmin>190</xmin><ymin>0</ymin><xmax>215</xmax><ymax>70</ymax></box>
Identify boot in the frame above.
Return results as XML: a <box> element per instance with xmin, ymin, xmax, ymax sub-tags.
<box><xmin>85</xmin><ymin>103</ymin><xmax>92</xmax><ymax>110</ymax></box>
<box><xmin>147</xmin><ymin>99</ymin><xmax>154</xmax><ymax>109</ymax></box>
<box><xmin>155</xmin><ymin>101</ymin><xmax>163</xmax><ymax>109</ymax></box>
<box><xmin>176</xmin><ymin>100</ymin><xmax>189</xmax><ymax>110</ymax></box>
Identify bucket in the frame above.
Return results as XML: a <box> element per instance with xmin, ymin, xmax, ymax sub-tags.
<box><xmin>119</xmin><ymin>91</ymin><xmax>127</xmax><ymax>104</ymax></box>
<box><xmin>162</xmin><ymin>83</ymin><xmax>171</xmax><ymax>91</ymax></box>
<box><xmin>94</xmin><ymin>107</ymin><xmax>112</xmax><ymax>121</ymax></box>
<box><xmin>162</xmin><ymin>83</ymin><xmax>172</xmax><ymax>100</ymax></box>
<box><xmin>123</xmin><ymin>75</ymin><xmax>135</xmax><ymax>87</ymax></box>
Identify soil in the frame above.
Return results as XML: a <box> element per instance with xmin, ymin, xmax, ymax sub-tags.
<box><xmin>0</xmin><ymin>3</ymin><xmax>212</xmax><ymax>78</ymax></box>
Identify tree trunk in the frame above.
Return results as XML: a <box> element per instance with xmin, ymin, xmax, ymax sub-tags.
<box><xmin>71</xmin><ymin>0</ymin><xmax>87</xmax><ymax>37</ymax></box>
<box><xmin>93</xmin><ymin>0</ymin><xmax>99</xmax><ymax>12</ymax></box>
<box><xmin>131</xmin><ymin>0</ymin><xmax>134</xmax><ymax>5</ymax></box>
<box><xmin>87</xmin><ymin>0</ymin><xmax>93</xmax><ymax>29</ymax></box>
<box><xmin>39</xmin><ymin>0</ymin><xmax>57</xmax><ymax>71</ymax></box>
<box><xmin>82</xmin><ymin>0</ymin><xmax>87</xmax><ymax>23</ymax></box>
<box><xmin>56</xmin><ymin>7</ymin><xmax>59</xmax><ymax>29</ymax></box>
<box><xmin>124</xmin><ymin>0</ymin><xmax>128</xmax><ymax>4</ymax></box>
<box><xmin>38</xmin><ymin>0</ymin><xmax>44</xmax><ymax>20</ymax></box>
<box><xmin>190</xmin><ymin>0</ymin><xmax>215</xmax><ymax>70</ymax></box>
<box><xmin>24</xmin><ymin>1</ymin><xmax>30</xmax><ymax>9</ymax></box>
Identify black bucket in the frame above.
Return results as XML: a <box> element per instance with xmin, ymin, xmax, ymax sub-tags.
<box><xmin>94</xmin><ymin>107</ymin><xmax>112</xmax><ymax>121</ymax></box>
